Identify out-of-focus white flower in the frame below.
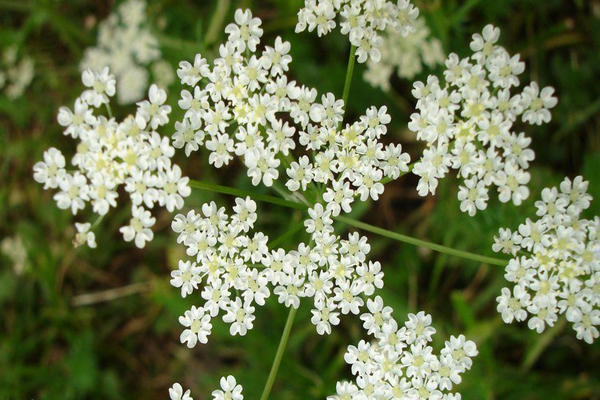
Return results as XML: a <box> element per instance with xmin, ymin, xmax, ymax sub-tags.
<box><xmin>0</xmin><ymin>44</ymin><xmax>34</xmax><ymax>99</ymax></box>
<box><xmin>80</xmin><ymin>0</ymin><xmax>162</xmax><ymax>104</ymax></box>
<box><xmin>364</xmin><ymin>17</ymin><xmax>445</xmax><ymax>90</ymax></box>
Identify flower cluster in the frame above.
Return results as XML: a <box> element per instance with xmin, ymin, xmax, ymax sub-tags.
<box><xmin>329</xmin><ymin>296</ymin><xmax>478</xmax><ymax>400</ymax></box>
<box><xmin>409</xmin><ymin>24</ymin><xmax>558</xmax><ymax>215</ymax></box>
<box><xmin>171</xmin><ymin>196</ymin><xmax>385</xmax><ymax>345</ymax></box>
<box><xmin>493</xmin><ymin>176</ymin><xmax>600</xmax><ymax>343</ymax></box>
<box><xmin>0</xmin><ymin>43</ymin><xmax>34</xmax><ymax>99</ymax></box>
<box><xmin>364</xmin><ymin>17</ymin><xmax>444</xmax><ymax>91</ymax></box>
<box><xmin>80</xmin><ymin>0</ymin><xmax>170</xmax><ymax>104</ymax></box>
<box><xmin>33</xmin><ymin>68</ymin><xmax>190</xmax><ymax>248</ymax></box>
<box><xmin>175</xmin><ymin>8</ymin><xmax>410</xmax><ymax>217</ymax></box>
<box><xmin>295</xmin><ymin>0</ymin><xmax>419</xmax><ymax>63</ymax></box>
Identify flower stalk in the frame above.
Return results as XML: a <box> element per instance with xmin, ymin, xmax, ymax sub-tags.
<box><xmin>259</xmin><ymin>306</ymin><xmax>297</xmax><ymax>400</ymax></box>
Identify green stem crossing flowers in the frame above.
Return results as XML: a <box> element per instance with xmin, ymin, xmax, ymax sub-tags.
<box><xmin>188</xmin><ymin>178</ymin><xmax>508</xmax><ymax>267</ymax></box>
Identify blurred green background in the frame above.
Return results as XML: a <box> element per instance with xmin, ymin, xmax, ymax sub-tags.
<box><xmin>1</xmin><ymin>0</ymin><xmax>600</xmax><ymax>399</ymax></box>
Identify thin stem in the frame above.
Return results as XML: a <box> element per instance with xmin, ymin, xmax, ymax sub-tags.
<box><xmin>334</xmin><ymin>215</ymin><xmax>508</xmax><ymax>267</ymax></box>
<box><xmin>71</xmin><ymin>282</ymin><xmax>151</xmax><ymax>307</ymax></box>
<box><xmin>188</xmin><ymin>179</ymin><xmax>509</xmax><ymax>266</ymax></box>
<box><xmin>521</xmin><ymin>316</ymin><xmax>567</xmax><ymax>371</ymax></box>
<box><xmin>339</xmin><ymin>45</ymin><xmax>357</xmax><ymax>130</ymax></box>
<box><xmin>188</xmin><ymin>179</ymin><xmax>305</xmax><ymax>210</ymax></box>
<box><xmin>105</xmin><ymin>103</ymin><xmax>113</xmax><ymax>119</ymax></box>
<box><xmin>270</xmin><ymin>220</ymin><xmax>306</xmax><ymax>248</ymax></box>
<box><xmin>204</xmin><ymin>0</ymin><xmax>231</xmax><ymax>46</ymax></box>
<box><xmin>259</xmin><ymin>306</ymin><xmax>297</xmax><ymax>400</ymax></box>
<box><xmin>91</xmin><ymin>214</ymin><xmax>105</xmax><ymax>230</ymax></box>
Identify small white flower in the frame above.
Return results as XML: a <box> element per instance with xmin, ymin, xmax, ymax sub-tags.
<box><xmin>120</xmin><ymin>206</ymin><xmax>156</xmax><ymax>248</ymax></box>
<box><xmin>169</xmin><ymin>382</ymin><xmax>193</xmax><ymax>400</ymax></box>
<box><xmin>171</xmin><ymin>260</ymin><xmax>202</xmax><ymax>298</ymax></box>
<box><xmin>136</xmin><ymin>84</ymin><xmax>171</xmax><ymax>130</ymax></box>
<box><xmin>73</xmin><ymin>222</ymin><xmax>97</xmax><ymax>248</ymax></box>
<box><xmin>212</xmin><ymin>375</ymin><xmax>244</xmax><ymax>400</ymax></box>
<box><xmin>81</xmin><ymin>67</ymin><xmax>116</xmax><ymax>107</ymax></box>
<box><xmin>33</xmin><ymin>147</ymin><xmax>66</xmax><ymax>189</ymax></box>
<box><xmin>179</xmin><ymin>305</ymin><xmax>212</xmax><ymax>347</ymax></box>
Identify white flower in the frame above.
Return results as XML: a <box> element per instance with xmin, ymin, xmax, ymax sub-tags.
<box><xmin>120</xmin><ymin>206</ymin><xmax>156</xmax><ymax>248</ymax></box>
<box><xmin>212</xmin><ymin>376</ymin><xmax>243</xmax><ymax>400</ymax></box>
<box><xmin>73</xmin><ymin>222</ymin><xmax>97</xmax><ymax>248</ymax></box>
<box><xmin>494</xmin><ymin>175</ymin><xmax>600</xmax><ymax>342</ymax></box>
<box><xmin>231</xmin><ymin>196</ymin><xmax>258</xmax><ymax>232</ymax></box>
<box><xmin>58</xmin><ymin>98</ymin><xmax>96</xmax><ymax>139</ymax></box>
<box><xmin>330</xmin><ymin>297</ymin><xmax>477</xmax><ymax>400</ymax></box>
<box><xmin>169</xmin><ymin>382</ymin><xmax>193</xmax><ymax>400</ymax></box>
<box><xmin>457</xmin><ymin>178</ymin><xmax>488</xmax><ymax>216</ymax></box>
<box><xmin>80</xmin><ymin>0</ymin><xmax>161</xmax><ymax>105</ymax></box>
<box><xmin>136</xmin><ymin>84</ymin><xmax>171</xmax><ymax>130</ymax></box>
<box><xmin>33</xmin><ymin>147</ymin><xmax>66</xmax><ymax>189</ymax></box>
<box><xmin>36</xmin><ymin>66</ymin><xmax>190</xmax><ymax>249</ymax></box>
<box><xmin>81</xmin><ymin>67</ymin><xmax>116</xmax><ymax>107</ymax></box>
<box><xmin>409</xmin><ymin>24</ymin><xmax>556</xmax><ymax>215</ymax></box>
<box><xmin>244</xmin><ymin>147</ymin><xmax>280</xmax><ymax>187</ymax></box>
<box><xmin>296</xmin><ymin>0</ymin><xmax>419</xmax><ymax>63</ymax></box>
<box><xmin>521</xmin><ymin>82</ymin><xmax>558</xmax><ymax>125</ymax></box>
<box><xmin>225</xmin><ymin>9</ymin><xmax>263</xmax><ymax>53</ymax></box>
<box><xmin>54</xmin><ymin>172</ymin><xmax>90</xmax><ymax>215</ymax></box>
<box><xmin>311</xmin><ymin>298</ymin><xmax>340</xmax><ymax>335</ymax></box>
<box><xmin>171</xmin><ymin>260</ymin><xmax>202</xmax><ymax>298</ymax></box>
<box><xmin>222</xmin><ymin>298</ymin><xmax>255</xmax><ymax>336</ymax></box>
<box><xmin>158</xmin><ymin>165</ymin><xmax>191</xmax><ymax>212</ymax></box>
<box><xmin>178</xmin><ymin>54</ymin><xmax>210</xmax><ymax>86</ymax></box>
<box><xmin>179</xmin><ymin>305</ymin><xmax>212</xmax><ymax>347</ymax></box>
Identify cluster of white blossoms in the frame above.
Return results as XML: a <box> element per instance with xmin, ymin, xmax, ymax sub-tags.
<box><xmin>0</xmin><ymin>43</ymin><xmax>34</xmax><ymax>99</ymax></box>
<box><xmin>171</xmin><ymin>196</ymin><xmax>386</xmax><ymax>345</ymax></box>
<box><xmin>295</xmin><ymin>0</ymin><xmax>419</xmax><ymax>63</ymax></box>
<box><xmin>80</xmin><ymin>0</ymin><xmax>171</xmax><ymax>105</ymax></box>
<box><xmin>364</xmin><ymin>17</ymin><xmax>444</xmax><ymax>91</ymax></box>
<box><xmin>168</xmin><ymin>376</ymin><xmax>243</xmax><ymax>400</ymax></box>
<box><xmin>174</xmin><ymin>8</ymin><xmax>410</xmax><ymax>217</ymax></box>
<box><xmin>33</xmin><ymin>67</ymin><xmax>190</xmax><ymax>248</ymax></box>
<box><xmin>493</xmin><ymin>176</ymin><xmax>600</xmax><ymax>343</ymax></box>
<box><xmin>409</xmin><ymin>24</ymin><xmax>558</xmax><ymax>216</ymax></box>
<box><xmin>329</xmin><ymin>295</ymin><xmax>478</xmax><ymax>400</ymax></box>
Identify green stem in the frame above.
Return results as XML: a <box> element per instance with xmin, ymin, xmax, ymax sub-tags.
<box><xmin>259</xmin><ymin>306</ymin><xmax>297</xmax><ymax>400</ymax></box>
<box><xmin>334</xmin><ymin>215</ymin><xmax>508</xmax><ymax>267</ymax></box>
<box><xmin>204</xmin><ymin>0</ymin><xmax>231</xmax><ymax>46</ymax></box>
<box><xmin>105</xmin><ymin>103</ymin><xmax>113</xmax><ymax>119</ymax></box>
<box><xmin>90</xmin><ymin>214</ymin><xmax>105</xmax><ymax>230</ymax></box>
<box><xmin>521</xmin><ymin>316</ymin><xmax>568</xmax><ymax>371</ymax></box>
<box><xmin>270</xmin><ymin>220</ymin><xmax>306</xmax><ymax>248</ymax></box>
<box><xmin>339</xmin><ymin>45</ymin><xmax>357</xmax><ymax>130</ymax></box>
<box><xmin>188</xmin><ymin>179</ymin><xmax>305</xmax><ymax>210</ymax></box>
<box><xmin>188</xmin><ymin>179</ymin><xmax>508</xmax><ymax>266</ymax></box>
